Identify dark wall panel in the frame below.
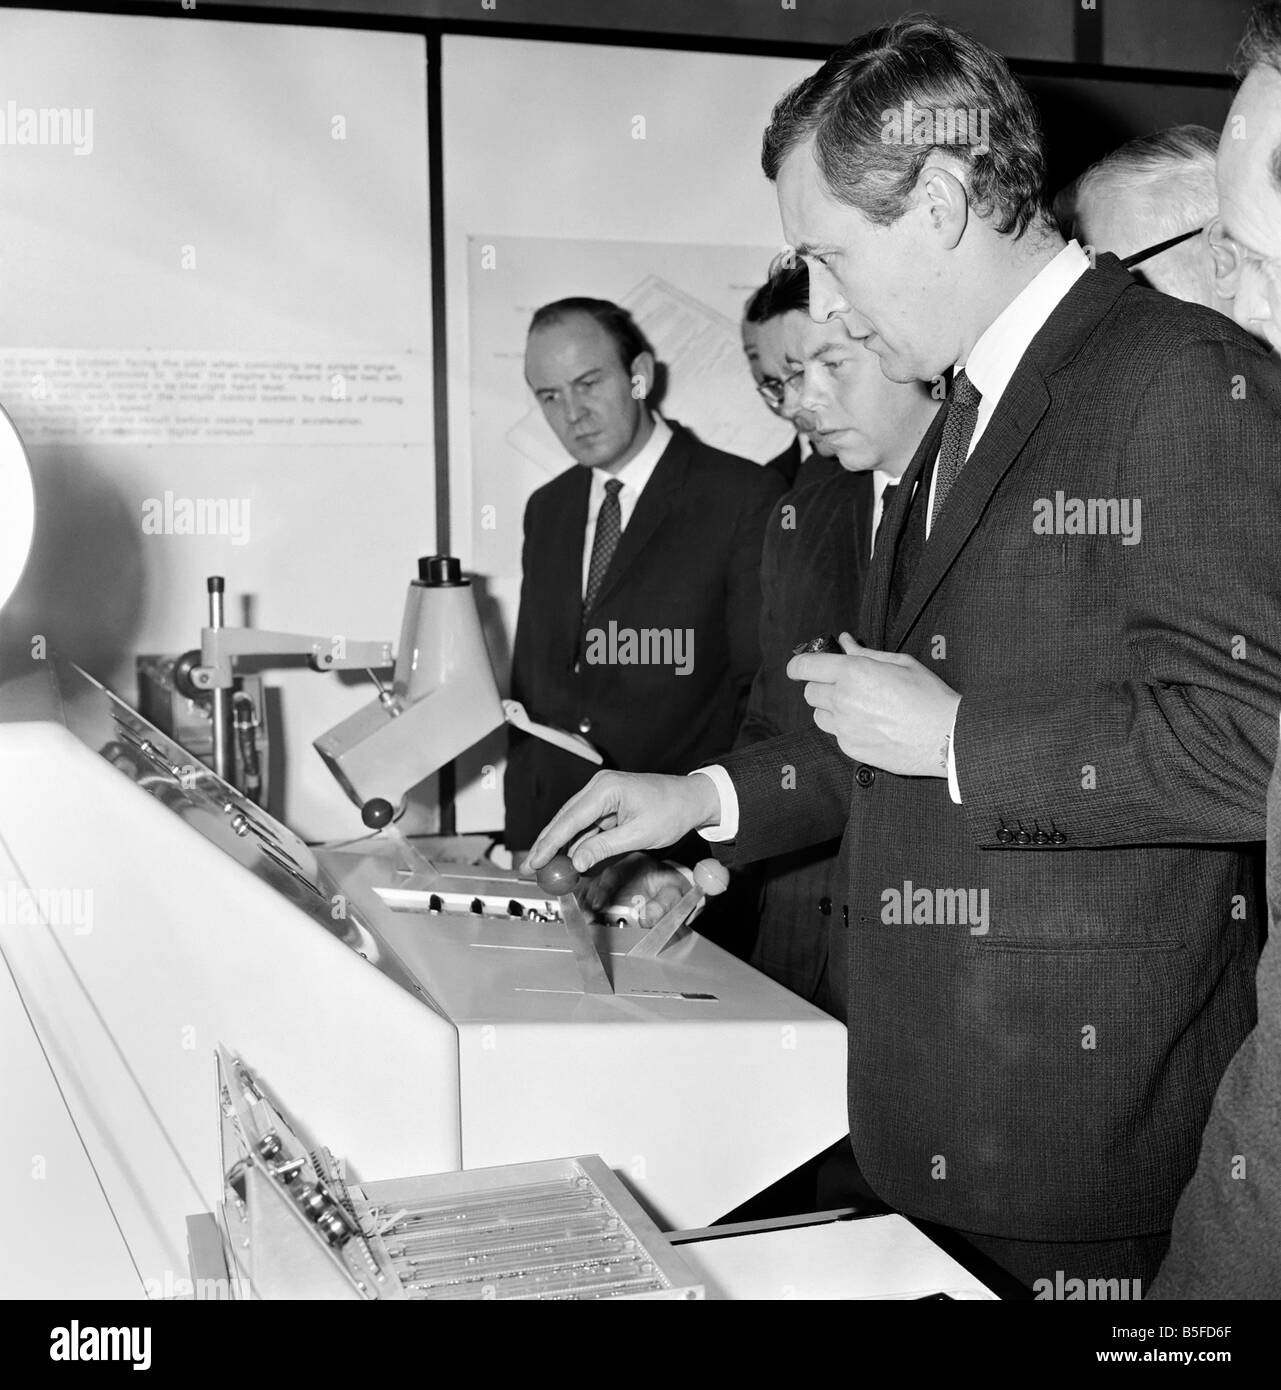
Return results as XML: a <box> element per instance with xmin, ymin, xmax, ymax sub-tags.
<box><xmin>161</xmin><ymin>0</ymin><xmax>1244</xmax><ymax>76</ymax></box>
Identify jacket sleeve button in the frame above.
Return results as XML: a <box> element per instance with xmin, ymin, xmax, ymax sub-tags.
<box><xmin>1051</xmin><ymin>831</ymin><xmax>1067</xmax><ymax>845</ymax></box>
<box><xmin>818</xmin><ymin>896</ymin><xmax>832</xmax><ymax>916</ymax></box>
<box><xmin>997</xmin><ymin>827</ymin><xmax>1013</xmax><ymax>844</ymax></box>
<box><xmin>1015</xmin><ymin>830</ymin><xmax>1031</xmax><ymax>845</ymax></box>
<box><xmin>578</xmin><ymin>717</ymin><xmax>592</xmax><ymax>734</ymax></box>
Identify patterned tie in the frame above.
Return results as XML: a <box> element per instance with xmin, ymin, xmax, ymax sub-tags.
<box><xmin>583</xmin><ymin>477</ymin><xmax>623</xmax><ymax>612</ymax></box>
<box><xmin>929</xmin><ymin>370</ymin><xmax>982</xmax><ymax>528</ymax></box>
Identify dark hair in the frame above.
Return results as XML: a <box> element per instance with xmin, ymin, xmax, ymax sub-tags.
<box><xmin>527</xmin><ymin>297</ymin><xmax>653</xmax><ymax>372</ymax></box>
<box><xmin>761</xmin><ymin>13</ymin><xmax>1050</xmax><ymax>238</ymax></box>
<box><xmin>743</xmin><ymin>257</ymin><xmax>810</xmax><ymax>324</ymax></box>
<box><xmin>1233</xmin><ymin>2</ymin><xmax>1281</xmax><ymax>192</ymax></box>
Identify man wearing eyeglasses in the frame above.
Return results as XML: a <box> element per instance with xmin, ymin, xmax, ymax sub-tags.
<box><xmin>1208</xmin><ymin>5</ymin><xmax>1281</xmax><ymax>358</ymax></box>
<box><xmin>595</xmin><ymin>268</ymin><xmax>934</xmax><ymax>1019</ymax></box>
<box><xmin>741</xmin><ymin>265</ymin><xmax>841</xmax><ymax>490</ymax></box>
<box><xmin>735</xmin><ymin>273</ymin><xmax>937</xmax><ymax>1018</ymax></box>
<box><xmin>1148</xmin><ymin>1</ymin><xmax>1281</xmax><ymax>1302</ymax></box>
<box><xmin>1058</xmin><ymin>127</ymin><xmax>1220</xmax><ymax>308</ymax></box>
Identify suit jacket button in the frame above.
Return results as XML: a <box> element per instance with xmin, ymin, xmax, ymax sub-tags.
<box><xmin>997</xmin><ymin>827</ymin><xmax>1013</xmax><ymax>844</ymax></box>
<box><xmin>1051</xmin><ymin>831</ymin><xmax>1067</xmax><ymax>845</ymax></box>
<box><xmin>855</xmin><ymin>765</ymin><xmax>876</xmax><ymax>788</ymax></box>
<box><xmin>819</xmin><ymin>896</ymin><xmax>832</xmax><ymax>916</ymax></box>
<box><xmin>1015</xmin><ymin>830</ymin><xmax>1031</xmax><ymax>845</ymax></box>
<box><xmin>578</xmin><ymin>717</ymin><xmax>592</xmax><ymax>734</ymax></box>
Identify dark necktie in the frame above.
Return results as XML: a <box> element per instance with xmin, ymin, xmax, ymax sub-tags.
<box><xmin>875</xmin><ymin>482</ymin><xmax>898</xmax><ymax>548</ymax></box>
<box><xmin>886</xmin><ymin>372</ymin><xmax>982</xmax><ymax>629</ymax></box>
<box><xmin>929</xmin><ymin>370</ymin><xmax>982</xmax><ymax>528</ymax></box>
<box><xmin>584</xmin><ymin>477</ymin><xmax>623</xmax><ymax>612</ymax></box>
<box><xmin>886</xmin><ymin>455</ymin><xmax>931</xmax><ymax>629</ymax></box>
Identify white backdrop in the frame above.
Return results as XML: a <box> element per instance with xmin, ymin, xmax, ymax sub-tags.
<box><xmin>442</xmin><ymin>34</ymin><xmax>817</xmax><ymax>833</ymax></box>
<box><xmin>0</xmin><ymin>8</ymin><xmax>434</xmax><ymax>839</ymax></box>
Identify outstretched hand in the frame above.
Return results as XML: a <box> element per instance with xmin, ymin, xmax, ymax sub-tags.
<box><xmin>580</xmin><ymin>852</ymin><xmax>694</xmax><ymax>926</ymax></box>
<box><xmin>522</xmin><ymin>770</ymin><xmax>722</xmax><ymax>875</ymax></box>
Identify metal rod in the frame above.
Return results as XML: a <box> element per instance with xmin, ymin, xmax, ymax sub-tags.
<box><xmin>207</xmin><ymin>576</ymin><xmax>235</xmax><ymax>785</ymax></box>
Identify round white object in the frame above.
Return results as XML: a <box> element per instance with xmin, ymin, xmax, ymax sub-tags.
<box><xmin>0</xmin><ymin>404</ymin><xmax>35</xmax><ymax>613</ymax></box>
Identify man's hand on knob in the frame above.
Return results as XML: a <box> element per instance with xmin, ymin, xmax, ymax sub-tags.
<box><xmin>580</xmin><ymin>852</ymin><xmax>695</xmax><ymax>926</ymax></box>
<box><xmin>522</xmin><ymin>771</ymin><xmax>722</xmax><ymax>875</ymax></box>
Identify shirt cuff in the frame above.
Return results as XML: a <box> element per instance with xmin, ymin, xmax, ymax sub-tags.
<box><xmin>691</xmin><ymin>766</ymin><xmax>739</xmax><ymax>841</ymax></box>
<box><xmin>946</xmin><ymin>707</ymin><xmax>963</xmax><ymax>805</ymax></box>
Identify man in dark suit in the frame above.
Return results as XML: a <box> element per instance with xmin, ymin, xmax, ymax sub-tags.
<box><xmin>504</xmin><ymin>297</ymin><xmax>785</xmax><ymax>856</ymax></box>
<box><xmin>1147</xmin><ymin>2</ymin><xmax>1281</xmax><ymax>1300</ymax></box>
<box><xmin>526</xmin><ymin>17</ymin><xmax>1281</xmax><ymax>1290</ymax></box>
<box><xmin>737</xmin><ymin>264</ymin><xmax>937</xmax><ymax>1015</ymax></box>
<box><xmin>1208</xmin><ymin>2</ymin><xmax>1281</xmax><ymax>359</ymax></box>
<box><xmin>740</xmin><ymin>264</ymin><xmax>841</xmax><ymax>490</ymax></box>
<box><xmin>1058</xmin><ymin>126</ymin><xmax>1220</xmax><ymax>308</ymax></box>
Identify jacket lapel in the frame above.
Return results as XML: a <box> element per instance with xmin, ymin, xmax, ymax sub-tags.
<box><xmin>583</xmin><ymin>423</ymin><xmax>687</xmax><ymax>618</ymax></box>
<box><xmin>887</xmin><ymin>376</ymin><xmax>1049</xmax><ymax>648</ymax></box>
<box><xmin>882</xmin><ymin>253</ymin><xmax>1136</xmax><ymax>649</ymax></box>
<box><xmin>861</xmin><ymin>405</ymin><xmax>946</xmax><ymax>648</ymax></box>
<box><xmin>553</xmin><ymin>466</ymin><xmax>591</xmax><ymax>648</ymax></box>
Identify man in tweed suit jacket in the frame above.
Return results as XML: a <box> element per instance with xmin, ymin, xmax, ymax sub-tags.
<box><xmin>1147</xmin><ymin>2</ymin><xmax>1281</xmax><ymax>1300</ymax></box>
<box><xmin>527</xmin><ymin>17</ymin><xmax>1281</xmax><ymax>1289</ymax></box>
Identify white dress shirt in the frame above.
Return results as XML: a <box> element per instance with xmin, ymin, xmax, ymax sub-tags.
<box><xmin>580</xmin><ymin>413</ymin><xmax>672</xmax><ymax>598</ymax></box>
<box><xmin>699</xmin><ymin>241</ymin><xmax>1091</xmax><ymax>840</ymax></box>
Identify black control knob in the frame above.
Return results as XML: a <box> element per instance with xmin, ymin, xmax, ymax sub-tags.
<box><xmin>417</xmin><ymin>555</ymin><xmax>466</xmax><ymax>587</ymax></box>
<box><xmin>173</xmin><ymin>649</ymin><xmax>205</xmax><ymax>701</ymax></box>
<box><xmin>361</xmin><ymin>798</ymin><xmax>394</xmax><ymax>830</ymax></box>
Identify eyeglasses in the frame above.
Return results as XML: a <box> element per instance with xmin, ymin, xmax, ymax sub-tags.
<box><xmin>755</xmin><ymin>365</ymin><xmax>805</xmax><ymax>411</ymax></box>
<box><xmin>1120</xmin><ymin>225</ymin><xmax>1206</xmax><ymax>271</ymax></box>
<box><xmin>1206</xmin><ymin>217</ymin><xmax>1281</xmax><ymax>299</ymax></box>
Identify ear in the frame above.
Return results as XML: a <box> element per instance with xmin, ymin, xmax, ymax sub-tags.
<box><xmin>917</xmin><ymin>162</ymin><xmax>970</xmax><ymax>250</ymax></box>
<box><xmin>629</xmin><ymin>350</ymin><xmax>656</xmax><ymax>400</ymax></box>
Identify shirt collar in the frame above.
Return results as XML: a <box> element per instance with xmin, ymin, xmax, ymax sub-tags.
<box><xmin>961</xmin><ymin>240</ymin><xmax>1090</xmax><ymax>405</ymax></box>
<box><xmin>593</xmin><ymin>413</ymin><xmax>671</xmax><ymax>495</ymax></box>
